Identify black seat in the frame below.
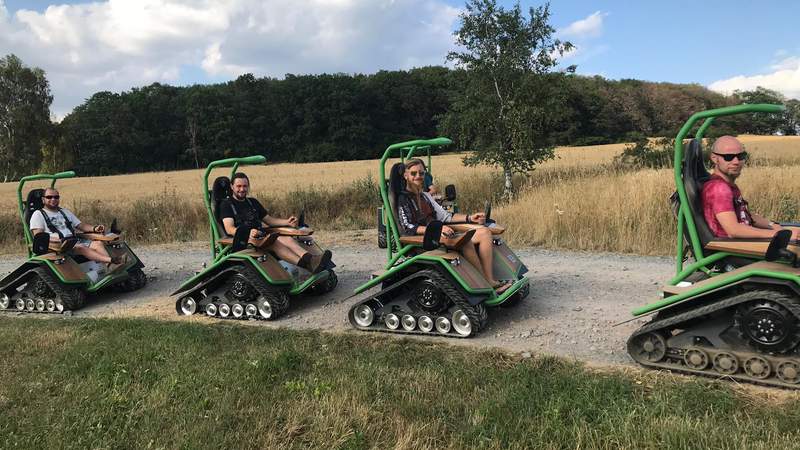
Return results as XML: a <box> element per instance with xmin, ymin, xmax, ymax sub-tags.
<box><xmin>211</xmin><ymin>176</ymin><xmax>232</xmax><ymax>237</ymax></box>
<box><xmin>682</xmin><ymin>139</ymin><xmax>715</xmax><ymax>248</ymax></box>
<box><xmin>387</xmin><ymin>162</ymin><xmax>407</xmax><ymax>232</ymax></box>
<box><xmin>24</xmin><ymin>189</ymin><xmax>45</xmax><ymax>229</ymax></box>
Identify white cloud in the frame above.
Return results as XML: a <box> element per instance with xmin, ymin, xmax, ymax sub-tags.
<box><xmin>709</xmin><ymin>56</ymin><xmax>800</xmax><ymax>100</ymax></box>
<box><xmin>557</xmin><ymin>11</ymin><xmax>607</xmax><ymax>39</ymax></box>
<box><xmin>0</xmin><ymin>0</ymin><xmax>460</xmax><ymax>117</ymax></box>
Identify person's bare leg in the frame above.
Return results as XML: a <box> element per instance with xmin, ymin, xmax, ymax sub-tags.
<box><xmin>268</xmin><ymin>238</ymin><xmax>304</xmax><ymax>264</ymax></box>
<box><xmin>89</xmin><ymin>240</ymin><xmax>110</xmax><ymax>259</ymax></box>
<box><xmin>472</xmin><ymin>227</ymin><xmax>497</xmax><ymax>283</ymax></box>
<box><xmin>72</xmin><ymin>245</ymin><xmax>112</xmax><ymax>264</ymax></box>
<box><xmin>459</xmin><ymin>242</ymin><xmax>485</xmax><ymax>278</ymax></box>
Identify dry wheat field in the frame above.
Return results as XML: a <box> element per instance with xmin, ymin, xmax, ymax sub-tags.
<box><xmin>0</xmin><ymin>135</ymin><xmax>797</xmax><ymax>255</ymax></box>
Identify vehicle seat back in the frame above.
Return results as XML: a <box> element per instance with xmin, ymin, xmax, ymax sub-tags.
<box><xmin>387</xmin><ymin>162</ymin><xmax>406</xmax><ymax>238</ymax></box>
<box><xmin>683</xmin><ymin>139</ymin><xmax>715</xmax><ymax>248</ymax></box>
<box><xmin>212</xmin><ymin>176</ymin><xmax>232</xmax><ymax>237</ymax></box>
<box><xmin>24</xmin><ymin>189</ymin><xmax>45</xmax><ymax>232</ymax></box>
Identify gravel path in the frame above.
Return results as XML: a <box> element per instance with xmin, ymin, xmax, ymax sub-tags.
<box><xmin>0</xmin><ymin>241</ymin><xmax>673</xmax><ymax>366</ymax></box>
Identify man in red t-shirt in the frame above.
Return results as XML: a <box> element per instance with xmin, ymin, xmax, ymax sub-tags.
<box><xmin>702</xmin><ymin>135</ymin><xmax>799</xmax><ymax>239</ymax></box>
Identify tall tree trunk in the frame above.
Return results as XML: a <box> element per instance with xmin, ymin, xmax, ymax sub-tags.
<box><xmin>503</xmin><ymin>165</ymin><xmax>513</xmax><ymax>201</ymax></box>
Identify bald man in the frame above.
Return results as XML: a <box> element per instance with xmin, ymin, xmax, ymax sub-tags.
<box><xmin>702</xmin><ymin>136</ymin><xmax>799</xmax><ymax>240</ymax></box>
<box><xmin>30</xmin><ymin>188</ymin><xmax>128</xmax><ymax>272</ymax></box>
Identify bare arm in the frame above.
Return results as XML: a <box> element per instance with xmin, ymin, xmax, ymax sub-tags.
<box><xmin>222</xmin><ymin>217</ymin><xmax>237</xmax><ymax>236</ymax></box>
<box><xmin>263</xmin><ymin>215</ymin><xmax>297</xmax><ymax>227</ymax></box>
<box><xmin>717</xmin><ymin>211</ymin><xmax>799</xmax><ymax>239</ymax></box>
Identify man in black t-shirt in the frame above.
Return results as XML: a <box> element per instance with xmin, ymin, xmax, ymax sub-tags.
<box><xmin>220</xmin><ymin>172</ymin><xmax>332</xmax><ymax>273</ymax></box>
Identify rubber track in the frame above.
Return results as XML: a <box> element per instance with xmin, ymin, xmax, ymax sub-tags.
<box><xmin>30</xmin><ymin>266</ymin><xmax>86</xmax><ymax>312</ymax></box>
<box><xmin>185</xmin><ymin>264</ymin><xmax>290</xmax><ymax>321</ymax></box>
<box><xmin>628</xmin><ymin>288</ymin><xmax>800</xmax><ymax>389</ymax></box>
<box><xmin>349</xmin><ymin>268</ymin><xmax>488</xmax><ymax>338</ymax></box>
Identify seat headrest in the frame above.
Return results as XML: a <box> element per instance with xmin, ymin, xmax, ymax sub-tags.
<box><xmin>684</xmin><ymin>139</ymin><xmax>710</xmax><ymax>184</ymax></box>
<box><xmin>212</xmin><ymin>176</ymin><xmax>232</xmax><ymax>202</ymax></box>
<box><xmin>388</xmin><ymin>163</ymin><xmax>406</xmax><ymax>196</ymax></box>
<box><xmin>26</xmin><ymin>189</ymin><xmax>45</xmax><ymax>212</ymax></box>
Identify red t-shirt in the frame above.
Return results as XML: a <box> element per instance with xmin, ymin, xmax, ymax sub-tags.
<box><xmin>702</xmin><ymin>174</ymin><xmax>753</xmax><ymax>237</ymax></box>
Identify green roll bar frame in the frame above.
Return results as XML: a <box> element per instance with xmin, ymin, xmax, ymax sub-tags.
<box><xmin>17</xmin><ymin>171</ymin><xmax>76</xmax><ymax>257</ymax></box>
<box><xmin>202</xmin><ymin>156</ymin><xmax>266</xmax><ymax>260</ymax></box>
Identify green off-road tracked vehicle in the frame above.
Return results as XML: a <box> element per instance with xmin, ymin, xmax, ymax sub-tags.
<box><xmin>625</xmin><ymin>103</ymin><xmax>800</xmax><ymax>388</ymax></box>
<box><xmin>173</xmin><ymin>156</ymin><xmax>338</xmax><ymax>321</ymax></box>
<box><xmin>349</xmin><ymin>138</ymin><xmax>530</xmax><ymax>337</ymax></box>
<box><xmin>0</xmin><ymin>171</ymin><xmax>146</xmax><ymax>314</ymax></box>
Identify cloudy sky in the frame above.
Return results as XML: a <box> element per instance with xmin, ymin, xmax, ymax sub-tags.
<box><xmin>1</xmin><ymin>0</ymin><xmax>798</xmax><ymax>118</ymax></box>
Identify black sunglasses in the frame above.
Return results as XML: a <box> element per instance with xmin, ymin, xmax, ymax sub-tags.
<box><xmin>408</xmin><ymin>170</ymin><xmax>426</xmax><ymax>177</ymax></box>
<box><xmin>713</xmin><ymin>151</ymin><xmax>748</xmax><ymax>162</ymax></box>
<box><xmin>44</xmin><ymin>195</ymin><xmax>60</xmax><ymax>200</ymax></box>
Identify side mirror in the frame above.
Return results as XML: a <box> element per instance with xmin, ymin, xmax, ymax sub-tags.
<box><xmin>32</xmin><ymin>232</ymin><xmax>50</xmax><ymax>255</ymax></box>
<box><xmin>230</xmin><ymin>226</ymin><xmax>252</xmax><ymax>253</ymax></box>
<box><xmin>445</xmin><ymin>184</ymin><xmax>456</xmax><ymax>201</ymax></box>
<box><xmin>423</xmin><ymin>221</ymin><xmax>443</xmax><ymax>251</ymax></box>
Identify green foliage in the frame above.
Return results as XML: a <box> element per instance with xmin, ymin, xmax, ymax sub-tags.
<box><xmin>733</xmin><ymin>87</ymin><xmax>787</xmax><ymax>135</ymax></box>
<box><xmin>613</xmin><ymin>138</ymin><xmax>675</xmax><ymax>170</ymax></box>
<box><xmin>0</xmin><ymin>54</ymin><xmax>53</xmax><ymax>181</ymax></box>
<box><xmin>441</xmin><ymin>0</ymin><xmax>572</xmax><ymax>198</ymax></box>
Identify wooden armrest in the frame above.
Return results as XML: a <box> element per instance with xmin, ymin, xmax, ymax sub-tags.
<box><xmin>449</xmin><ymin>223</ymin><xmax>505</xmax><ymax>235</ymax></box>
<box><xmin>76</xmin><ymin>232</ymin><xmax>120</xmax><ymax>242</ymax></box>
<box><xmin>264</xmin><ymin>227</ymin><xmax>313</xmax><ymax>236</ymax></box>
<box><xmin>398</xmin><ymin>230</ymin><xmax>474</xmax><ymax>250</ymax></box>
<box><xmin>705</xmin><ymin>239</ymin><xmax>800</xmax><ymax>258</ymax></box>
<box><xmin>219</xmin><ymin>232</ymin><xmax>279</xmax><ymax>248</ymax></box>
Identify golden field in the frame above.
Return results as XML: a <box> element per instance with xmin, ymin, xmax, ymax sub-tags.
<box><xmin>0</xmin><ymin>134</ymin><xmax>798</xmax><ymax>255</ymax></box>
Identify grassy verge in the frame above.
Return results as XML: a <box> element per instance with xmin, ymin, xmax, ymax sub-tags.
<box><xmin>2</xmin><ymin>317</ymin><xmax>800</xmax><ymax>449</ymax></box>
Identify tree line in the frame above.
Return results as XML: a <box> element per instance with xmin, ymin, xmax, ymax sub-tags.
<box><xmin>1</xmin><ymin>53</ymin><xmax>798</xmax><ymax>179</ymax></box>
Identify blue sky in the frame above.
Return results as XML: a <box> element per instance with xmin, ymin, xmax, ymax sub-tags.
<box><xmin>1</xmin><ymin>0</ymin><xmax>798</xmax><ymax>117</ymax></box>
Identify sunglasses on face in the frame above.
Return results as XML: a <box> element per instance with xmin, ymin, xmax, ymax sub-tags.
<box><xmin>713</xmin><ymin>151</ymin><xmax>748</xmax><ymax>162</ymax></box>
<box><xmin>44</xmin><ymin>195</ymin><xmax>60</xmax><ymax>200</ymax></box>
<box><xmin>408</xmin><ymin>170</ymin><xmax>426</xmax><ymax>177</ymax></box>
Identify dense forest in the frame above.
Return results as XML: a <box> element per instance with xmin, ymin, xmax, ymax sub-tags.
<box><xmin>3</xmin><ymin>53</ymin><xmax>799</xmax><ymax>178</ymax></box>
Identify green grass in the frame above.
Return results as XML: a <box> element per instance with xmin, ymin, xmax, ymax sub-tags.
<box><xmin>1</xmin><ymin>318</ymin><xmax>800</xmax><ymax>449</ymax></box>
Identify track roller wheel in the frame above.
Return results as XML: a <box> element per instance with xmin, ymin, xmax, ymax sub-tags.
<box><xmin>255</xmin><ymin>291</ymin><xmax>289</xmax><ymax>320</ymax></box>
<box><xmin>232</xmin><ymin>303</ymin><xmax>245</xmax><ymax>318</ymax></box>
<box><xmin>353</xmin><ymin>304</ymin><xmax>375</xmax><ymax>327</ymax></box>
<box><xmin>401</xmin><ymin>314</ymin><xmax>417</xmax><ymax>331</ymax></box>
<box><xmin>177</xmin><ymin>296</ymin><xmax>198</xmax><ymax>315</ymax></box>
<box><xmin>218</xmin><ymin>303</ymin><xmax>231</xmax><ymax>318</ymax></box>
<box><xmin>743</xmin><ymin>356</ymin><xmax>771</xmax><ymax>379</ymax></box>
<box><xmin>776</xmin><ymin>361</ymin><xmax>800</xmax><ymax>384</ymax></box>
<box><xmin>712</xmin><ymin>352</ymin><xmax>739</xmax><ymax>375</ymax></box>
<box><xmin>684</xmin><ymin>348</ymin><xmax>709</xmax><ymax>370</ymax></box>
<box><xmin>435</xmin><ymin>317</ymin><xmax>451</xmax><ymax>334</ymax></box>
<box><xmin>205</xmin><ymin>303</ymin><xmax>218</xmax><ymax>317</ymax></box>
<box><xmin>628</xmin><ymin>332</ymin><xmax>667</xmax><ymax>364</ymax></box>
<box><xmin>418</xmin><ymin>316</ymin><xmax>434</xmax><ymax>333</ymax></box>
<box><xmin>15</xmin><ymin>298</ymin><xmax>25</xmax><ymax>311</ymax></box>
<box><xmin>385</xmin><ymin>313</ymin><xmax>400</xmax><ymax>330</ymax></box>
<box><xmin>0</xmin><ymin>293</ymin><xmax>10</xmax><ymax>309</ymax></box>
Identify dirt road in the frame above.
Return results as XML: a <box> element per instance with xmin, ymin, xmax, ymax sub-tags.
<box><xmin>0</xmin><ymin>241</ymin><xmax>673</xmax><ymax>366</ymax></box>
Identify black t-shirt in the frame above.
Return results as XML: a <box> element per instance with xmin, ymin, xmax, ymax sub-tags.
<box><xmin>219</xmin><ymin>197</ymin><xmax>268</xmax><ymax>229</ymax></box>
